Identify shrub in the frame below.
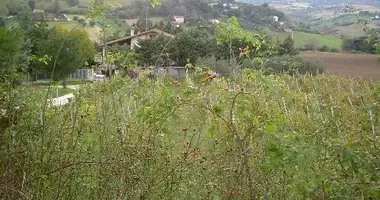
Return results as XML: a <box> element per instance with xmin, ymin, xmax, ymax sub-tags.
<box><xmin>259</xmin><ymin>56</ymin><xmax>324</xmax><ymax>75</ymax></box>
<box><xmin>73</xmin><ymin>16</ymin><xmax>79</xmax><ymax>21</ymax></box>
<box><xmin>318</xmin><ymin>45</ymin><xmax>330</xmax><ymax>52</ymax></box>
<box><xmin>89</xmin><ymin>20</ymin><xmax>96</xmax><ymax>27</ymax></box>
<box><xmin>77</xmin><ymin>18</ymin><xmax>86</xmax><ymax>25</ymax></box>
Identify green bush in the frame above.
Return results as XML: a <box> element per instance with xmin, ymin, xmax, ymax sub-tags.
<box><xmin>72</xmin><ymin>15</ymin><xmax>79</xmax><ymax>21</ymax></box>
<box><xmin>318</xmin><ymin>45</ymin><xmax>330</xmax><ymax>52</ymax></box>
<box><xmin>89</xmin><ymin>20</ymin><xmax>96</xmax><ymax>27</ymax></box>
<box><xmin>259</xmin><ymin>56</ymin><xmax>325</xmax><ymax>75</ymax></box>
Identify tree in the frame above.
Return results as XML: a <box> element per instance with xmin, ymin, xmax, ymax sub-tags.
<box><xmin>54</xmin><ymin>0</ymin><xmax>60</xmax><ymax>17</ymax></box>
<box><xmin>107</xmin><ymin>45</ymin><xmax>138</xmax><ymax>75</ymax></box>
<box><xmin>168</xmin><ymin>29</ymin><xmax>213</xmax><ymax>65</ymax></box>
<box><xmin>278</xmin><ymin>35</ymin><xmax>298</xmax><ymax>56</ymax></box>
<box><xmin>36</xmin><ymin>25</ymin><xmax>96</xmax><ymax>87</ymax></box>
<box><xmin>0</xmin><ymin>28</ymin><xmax>24</xmax><ymax>84</ymax></box>
<box><xmin>135</xmin><ymin>36</ymin><xmax>171</xmax><ymax>67</ymax></box>
<box><xmin>6</xmin><ymin>1</ymin><xmax>25</xmax><ymax>15</ymax></box>
<box><xmin>28</xmin><ymin>0</ymin><xmax>36</xmax><ymax>12</ymax></box>
<box><xmin>67</xmin><ymin>0</ymin><xmax>80</xmax><ymax>7</ymax></box>
<box><xmin>0</xmin><ymin>18</ymin><xmax>5</xmax><ymax>28</ymax></box>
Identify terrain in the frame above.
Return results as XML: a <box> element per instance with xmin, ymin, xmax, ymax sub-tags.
<box><xmin>303</xmin><ymin>51</ymin><xmax>380</xmax><ymax>79</ymax></box>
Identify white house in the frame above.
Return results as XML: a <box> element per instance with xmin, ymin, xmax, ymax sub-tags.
<box><xmin>210</xmin><ymin>19</ymin><xmax>220</xmax><ymax>24</ymax></box>
<box><xmin>273</xmin><ymin>16</ymin><xmax>279</xmax><ymax>22</ymax></box>
<box><xmin>174</xmin><ymin>16</ymin><xmax>185</xmax><ymax>24</ymax></box>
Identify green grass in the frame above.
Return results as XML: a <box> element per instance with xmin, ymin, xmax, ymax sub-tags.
<box><xmin>272</xmin><ymin>31</ymin><xmax>343</xmax><ymax>50</ymax></box>
<box><xmin>2</xmin><ymin>74</ymin><xmax>380</xmax><ymax>199</ymax></box>
<box><xmin>27</xmin><ymin>85</ymin><xmax>75</xmax><ymax>97</ymax></box>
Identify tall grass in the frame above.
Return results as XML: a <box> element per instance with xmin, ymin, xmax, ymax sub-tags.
<box><xmin>1</xmin><ymin>73</ymin><xmax>379</xmax><ymax>199</ymax></box>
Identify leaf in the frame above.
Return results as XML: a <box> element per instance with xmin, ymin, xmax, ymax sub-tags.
<box><xmin>150</xmin><ymin>0</ymin><xmax>161</xmax><ymax>7</ymax></box>
<box><xmin>265</xmin><ymin>122</ymin><xmax>278</xmax><ymax>133</ymax></box>
<box><xmin>208</xmin><ymin>126</ymin><xmax>217</xmax><ymax>137</ymax></box>
<box><xmin>212</xmin><ymin>104</ymin><xmax>224</xmax><ymax>114</ymax></box>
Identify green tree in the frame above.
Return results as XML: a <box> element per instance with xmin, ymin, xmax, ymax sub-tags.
<box><xmin>28</xmin><ymin>0</ymin><xmax>36</xmax><ymax>12</ymax></box>
<box><xmin>107</xmin><ymin>45</ymin><xmax>138</xmax><ymax>74</ymax></box>
<box><xmin>37</xmin><ymin>25</ymin><xmax>96</xmax><ymax>87</ymax></box>
<box><xmin>0</xmin><ymin>28</ymin><xmax>24</xmax><ymax>84</ymax></box>
<box><xmin>168</xmin><ymin>29</ymin><xmax>213</xmax><ymax>65</ymax></box>
<box><xmin>6</xmin><ymin>1</ymin><xmax>25</xmax><ymax>15</ymax></box>
<box><xmin>278</xmin><ymin>35</ymin><xmax>298</xmax><ymax>56</ymax></box>
<box><xmin>135</xmin><ymin>36</ymin><xmax>171</xmax><ymax>67</ymax></box>
<box><xmin>0</xmin><ymin>18</ymin><xmax>5</xmax><ymax>28</ymax></box>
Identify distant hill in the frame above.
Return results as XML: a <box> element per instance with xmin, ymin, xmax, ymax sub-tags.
<box><xmin>0</xmin><ymin>0</ymin><xmax>131</xmax><ymax>16</ymax></box>
<box><xmin>239</xmin><ymin>0</ymin><xmax>380</xmax><ymax>6</ymax></box>
<box><xmin>109</xmin><ymin>0</ymin><xmax>289</xmax><ymax>31</ymax></box>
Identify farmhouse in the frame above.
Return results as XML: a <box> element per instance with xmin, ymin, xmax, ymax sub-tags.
<box><xmin>125</xmin><ymin>18</ymin><xmax>138</xmax><ymax>26</ymax></box>
<box><xmin>103</xmin><ymin>28</ymin><xmax>174</xmax><ymax>50</ymax></box>
<box><xmin>174</xmin><ymin>16</ymin><xmax>185</xmax><ymax>24</ymax></box>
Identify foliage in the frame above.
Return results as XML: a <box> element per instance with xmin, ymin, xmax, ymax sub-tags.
<box><xmin>256</xmin><ymin>56</ymin><xmax>325</xmax><ymax>75</ymax></box>
<box><xmin>278</xmin><ymin>35</ymin><xmax>298</xmax><ymax>56</ymax></box>
<box><xmin>342</xmin><ymin>36</ymin><xmax>378</xmax><ymax>54</ymax></box>
<box><xmin>107</xmin><ymin>44</ymin><xmax>138</xmax><ymax>73</ymax></box>
<box><xmin>28</xmin><ymin>0</ymin><xmax>36</xmax><ymax>11</ymax></box>
<box><xmin>32</xmin><ymin>24</ymin><xmax>95</xmax><ymax>86</ymax></box>
<box><xmin>6</xmin><ymin>0</ymin><xmax>25</xmax><ymax>15</ymax></box>
<box><xmin>1</xmin><ymin>73</ymin><xmax>379</xmax><ymax>199</ymax></box>
<box><xmin>168</xmin><ymin>29</ymin><xmax>213</xmax><ymax>66</ymax></box>
<box><xmin>135</xmin><ymin>36</ymin><xmax>171</xmax><ymax>67</ymax></box>
<box><xmin>0</xmin><ymin>28</ymin><xmax>24</xmax><ymax>83</ymax></box>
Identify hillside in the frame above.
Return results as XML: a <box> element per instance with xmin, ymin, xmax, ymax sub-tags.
<box><xmin>270</xmin><ymin>31</ymin><xmax>343</xmax><ymax>50</ymax></box>
<box><xmin>109</xmin><ymin>0</ymin><xmax>288</xmax><ymax>31</ymax></box>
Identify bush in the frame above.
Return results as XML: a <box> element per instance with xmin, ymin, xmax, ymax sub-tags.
<box><xmin>77</xmin><ymin>18</ymin><xmax>86</xmax><ymax>25</ymax></box>
<box><xmin>259</xmin><ymin>56</ymin><xmax>324</xmax><ymax>75</ymax></box>
<box><xmin>197</xmin><ymin>56</ymin><xmax>241</xmax><ymax>76</ymax></box>
<box><xmin>318</xmin><ymin>45</ymin><xmax>330</xmax><ymax>52</ymax></box>
<box><xmin>89</xmin><ymin>20</ymin><xmax>96</xmax><ymax>27</ymax></box>
<box><xmin>301</xmin><ymin>40</ymin><xmax>319</xmax><ymax>51</ymax></box>
<box><xmin>73</xmin><ymin>16</ymin><xmax>79</xmax><ymax>21</ymax></box>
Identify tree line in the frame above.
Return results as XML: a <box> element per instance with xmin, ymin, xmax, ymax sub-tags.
<box><xmin>0</xmin><ymin>17</ymin><xmax>95</xmax><ymax>87</ymax></box>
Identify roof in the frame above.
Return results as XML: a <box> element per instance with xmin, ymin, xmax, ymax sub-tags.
<box><xmin>104</xmin><ymin>29</ymin><xmax>174</xmax><ymax>46</ymax></box>
<box><xmin>125</xmin><ymin>18</ymin><xmax>138</xmax><ymax>26</ymax></box>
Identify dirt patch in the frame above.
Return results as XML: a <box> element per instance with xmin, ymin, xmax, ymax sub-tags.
<box><xmin>302</xmin><ymin>51</ymin><xmax>380</xmax><ymax>79</ymax></box>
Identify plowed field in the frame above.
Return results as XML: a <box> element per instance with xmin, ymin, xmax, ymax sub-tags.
<box><xmin>303</xmin><ymin>51</ymin><xmax>380</xmax><ymax>79</ymax></box>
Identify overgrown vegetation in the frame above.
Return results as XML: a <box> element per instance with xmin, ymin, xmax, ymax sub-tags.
<box><xmin>1</xmin><ymin>72</ymin><xmax>380</xmax><ymax>199</ymax></box>
<box><xmin>1</xmin><ymin>1</ymin><xmax>380</xmax><ymax>199</ymax></box>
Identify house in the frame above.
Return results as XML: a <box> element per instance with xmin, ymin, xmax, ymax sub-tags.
<box><xmin>210</xmin><ymin>19</ymin><xmax>220</xmax><ymax>24</ymax></box>
<box><xmin>230</xmin><ymin>5</ymin><xmax>239</xmax><ymax>10</ymax></box>
<box><xmin>103</xmin><ymin>28</ymin><xmax>174</xmax><ymax>50</ymax></box>
<box><xmin>174</xmin><ymin>16</ymin><xmax>185</xmax><ymax>24</ymax></box>
<box><xmin>273</xmin><ymin>16</ymin><xmax>279</xmax><ymax>22</ymax></box>
<box><xmin>125</xmin><ymin>18</ymin><xmax>138</xmax><ymax>26</ymax></box>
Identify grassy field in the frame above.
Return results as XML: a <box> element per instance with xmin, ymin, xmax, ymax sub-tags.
<box><xmin>2</xmin><ymin>74</ymin><xmax>380</xmax><ymax>199</ymax></box>
<box><xmin>47</xmin><ymin>15</ymin><xmax>129</xmax><ymax>42</ymax></box>
<box><xmin>272</xmin><ymin>31</ymin><xmax>343</xmax><ymax>50</ymax></box>
<box><xmin>303</xmin><ymin>51</ymin><xmax>380</xmax><ymax>79</ymax></box>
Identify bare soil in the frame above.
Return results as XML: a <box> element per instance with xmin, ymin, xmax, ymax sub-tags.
<box><xmin>302</xmin><ymin>51</ymin><xmax>380</xmax><ymax>80</ymax></box>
